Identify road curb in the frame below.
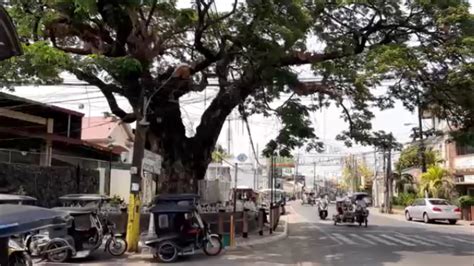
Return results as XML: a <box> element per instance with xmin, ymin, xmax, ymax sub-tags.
<box><xmin>227</xmin><ymin>210</ymin><xmax>289</xmax><ymax>250</ymax></box>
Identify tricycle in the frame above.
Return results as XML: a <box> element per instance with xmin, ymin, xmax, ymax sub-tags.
<box><xmin>143</xmin><ymin>194</ymin><xmax>223</xmax><ymax>263</ymax></box>
<box><xmin>28</xmin><ymin>206</ymin><xmax>127</xmax><ymax>262</ymax></box>
<box><xmin>333</xmin><ymin>195</ymin><xmax>369</xmax><ymax>227</ymax></box>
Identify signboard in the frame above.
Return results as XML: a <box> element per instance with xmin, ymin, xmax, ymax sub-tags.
<box><xmin>142</xmin><ymin>150</ymin><xmax>162</xmax><ymax>174</ymax></box>
<box><xmin>237</xmin><ymin>153</ymin><xmax>248</xmax><ymax>162</ymax></box>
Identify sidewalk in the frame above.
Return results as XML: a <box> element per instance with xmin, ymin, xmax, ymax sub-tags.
<box><xmin>232</xmin><ymin>212</ymin><xmax>289</xmax><ymax>248</ymax></box>
<box><xmin>369</xmin><ymin>207</ymin><xmax>474</xmax><ymax>226</ymax></box>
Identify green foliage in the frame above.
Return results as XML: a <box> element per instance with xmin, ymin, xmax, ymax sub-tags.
<box><xmin>458</xmin><ymin>195</ymin><xmax>474</xmax><ymax>208</ymax></box>
<box><xmin>211</xmin><ymin>144</ymin><xmax>230</xmax><ymax>163</ymax></box>
<box><xmin>392</xmin><ymin>192</ymin><xmax>417</xmax><ymax>207</ymax></box>
<box><xmin>395</xmin><ymin>146</ymin><xmax>440</xmax><ymax>172</ymax></box>
<box><xmin>419</xmin><ymin>165</ymin><xmax>454</xmax><ymax>199</ymax></box>
<box><xmin>1</xmin><ymin>0</ymin><xmax>473</xmax><ymax>180</ymax></box>
<box><xmin>0</xmin><ymin>42</ymin><xmax>70</xmax><ymax>88</ymax></box>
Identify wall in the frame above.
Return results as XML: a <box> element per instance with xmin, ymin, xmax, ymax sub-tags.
<box><xmin>0</xmin><ymin>162</ymin><xmax>99</xmax><ymax>207</ymax></box>
<box><xmin>109</xmin><ymin>169</ymin><xmax>131</xmax><ymax>203</ymax></box>
<box><xmin>109</xmin><ymin>168</ymin><xmax>155</xmax><ymax>204</ymax></box>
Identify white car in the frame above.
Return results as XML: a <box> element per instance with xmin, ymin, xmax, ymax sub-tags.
<box><xmin>404</xmin><ymin>198</ymin><xmax>461</xmax><ymax>224</ymax></box>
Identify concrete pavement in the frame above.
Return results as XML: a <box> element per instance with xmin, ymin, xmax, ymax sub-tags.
<box><xmin>36</xmin><ymin>202</ymin><xmax>474</xmax><ymax>265</ymax></box>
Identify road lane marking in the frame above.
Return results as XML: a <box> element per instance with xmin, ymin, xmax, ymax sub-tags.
<box><xmin>380</xmin><ymin>234</ymin><xmax>416</xmax><ymax>246</ymax></box>
<box><xmin>395</xmin><ymin>234</ymin><xmax>434</xmax><ymax>246</ymax></box>
<box><xmin>443</xmin><ymin>236</ymin><xmax>474</xmax><ymax>244</ymax></box>
<box><xmin>408</xmin><ymin>235</ymin><xmax>453</xmax><ymax>247</ymax></box>
<box><xmin>365</xmin><ymin>234</ymin><xmax>396</xmax><ymax>246</ymax></box>
<box><xmin>349</xmin><ymin>234</ymin><xmax>376</xmax><ymax>245</ymax></box>
<box><xmin>331</xmin><ymin>233</ymin><xmax>356</xmax><ymax>245</ymax></box>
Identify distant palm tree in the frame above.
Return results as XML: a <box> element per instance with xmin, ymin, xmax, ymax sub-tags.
<box><xmin>419</xmin><ymin>166</ymin><xmax>454</xmax><ymax>199</ymax></box>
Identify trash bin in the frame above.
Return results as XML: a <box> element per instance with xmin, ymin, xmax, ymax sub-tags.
<box><xmin>221</xmin><ymin>233</ymin><xmax>230</xmax><ymax>247</ymax></box>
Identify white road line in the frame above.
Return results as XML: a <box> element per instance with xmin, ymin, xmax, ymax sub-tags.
<box><xmin>380</xmin><ymin>234</ymin><xmax>416</xmax><ymax>246</ymax></box>
<box><xmin>443</xmin><ymin>236</ymin><xmax>474</xmax><ymax>244</ymax></box>
<box><xmin>349</xmin><ymin>234</ymin><xmax>377</xmax><ymax>245</ymax></box>
<box><xmin>365</xmin><ymin>234</ymin><xmax>397</xmax><ymax>246</ymax></box>
<box><xmin>331</xmin><ymin>233</ymin><xmax>357</xmax><ymax>245</ymax></box>
<box><xmin>395</xmin><ymin>234</ymin><xmax>434</xmax><ymax>246</ymax></box>
<box><xmin>409</xmin><ymin>235</ymin><xmax>453</xmax><ymax>247</ymax></box>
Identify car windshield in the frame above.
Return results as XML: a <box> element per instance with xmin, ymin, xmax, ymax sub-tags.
<box><xmin>429</xmin><ymin>200</ymin><xmax>449</xmax><ymax>205</ymax></box>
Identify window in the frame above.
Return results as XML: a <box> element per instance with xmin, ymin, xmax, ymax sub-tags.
<box><xmin>456</xmin><ymin>143</ymin><xmax>474</xmax><ymax>155</ymax></box>
<box><xmin>429</xmin><ymin>200</ymin><xmax>449</xmax><ymax>205</ymax></box>
<box><xmin>158</xmin><ymin>214</ymin><xmax>169</xmax><ymax>229</ymax></box>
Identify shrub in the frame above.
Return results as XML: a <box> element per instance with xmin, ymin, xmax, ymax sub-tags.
<box><xmin>392</xmin><ymin>192</ymin><xmax>416</xmax><ymax>207</ymax></box>
<box><xmin>458</xmin><ymin>195</ymin><xmax>474</xmax><ymax>208</ymax></box>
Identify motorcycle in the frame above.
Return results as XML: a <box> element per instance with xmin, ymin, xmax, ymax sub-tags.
<box><xmin>318</xmin><ymin>201</ymin><xmax>328</xmax><ymax>220</ymax></box>
<box><xmin>355</xmin><ymin>205</ymin><xmax>369</xmax><ymax>227</ymax></box>
<box><xmin>9</xmin><ymin>239</ymin><xmax>32</xmax><ymax>266</ymax></box>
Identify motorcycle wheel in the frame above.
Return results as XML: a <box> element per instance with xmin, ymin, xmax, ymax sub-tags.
<box><xmin>107</xmin><ymin>237</ymin><xmax>127</xmax><ymax>256</ymax></box>
<box><xmin>155</xmin><ymin>241</ymin><xmax>178</xmax><ymax>263</ymax></box>
<box><xmin>9</xmin><ymin>251</ymin><xmax>33</xmax><ymax>266</ymax></box>
<box><xmin>45</xmin><ymin>241</ymin><xmax>70</xmax><ymax>263</ymax></box>
<box><xmin>364</xmin><ymin>217</ymin><xmax>368</xmax><ymax>228</ymax></box>
<box><xmin>203</xmin><ymin>235</ymin><xmax>222</xmax><ymax>256</ymax></box>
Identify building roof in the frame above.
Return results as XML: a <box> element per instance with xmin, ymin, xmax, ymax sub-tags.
<box><xmin>0</xmin><ymin>91</ymin><xmax>84</xmax><ymax>117</ymax></box>
<box><xmin>81</xmin><ymin>116</ymin><xmax>134</xmax><ymax>142</ymax></box>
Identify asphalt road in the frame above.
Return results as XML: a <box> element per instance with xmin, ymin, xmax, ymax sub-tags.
<box><xmin>37</xmin><ymin>202</ymin><xmax>474</xmax><ymax>266</ymax></box>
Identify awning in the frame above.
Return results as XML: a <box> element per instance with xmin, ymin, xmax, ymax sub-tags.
<box><xmin>0</xmin><ymin>6</ymin><xmax>23</xmax><ymax>61</ymax></box>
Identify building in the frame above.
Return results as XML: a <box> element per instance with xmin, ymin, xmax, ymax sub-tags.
<box><xmin>401</xmin><ymin>117</ymin><xmax>474</xmax><ymax>197</ymax></box>
<box><xmin>81</xmin><ymin>116</ymin><xmax>158</xmax><ymax>204</ymax></box>
<box><xmin>0</xmin><ymin>92</ymin><xmax>120</xmax><ymax>206</ymax></box>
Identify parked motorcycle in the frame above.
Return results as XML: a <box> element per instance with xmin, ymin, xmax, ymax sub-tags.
<box><xmin>29</xmin><ymin>207</ymin><xmax>127</xmax><ymax>263</ymax></box>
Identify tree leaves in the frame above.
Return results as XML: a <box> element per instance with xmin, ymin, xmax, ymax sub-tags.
<box><xmin>2</xmin><ymin>0</ymin><xmax>473</xmax><ymax>163</ymax></box>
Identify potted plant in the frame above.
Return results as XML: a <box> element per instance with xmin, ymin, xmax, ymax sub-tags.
<box><xmin>458</xmin><ymin>196</ymin><xmax>474</xmax><ymax>221</ymax></box>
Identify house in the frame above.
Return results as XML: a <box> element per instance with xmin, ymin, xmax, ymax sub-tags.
<box><xmin>81</xmin><ymin>117</ymin><xmax>134</xmax><ymax>155</ymax></box>
<box><xmin>400</xmin><ymin>117</ymin><xmax>474</xmax><ymax>197</ymax></box>
<box><xmin>0</xmin><ymin>92</ymin><xmax>121</xmax><ymax>206</ymax></box>
<box><xmin>80</xmin><ymin>116</ymin><xmax>157</xmax><ymax>204</ymax></box>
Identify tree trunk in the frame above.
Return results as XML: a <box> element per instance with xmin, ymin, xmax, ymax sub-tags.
<box><xmin>147</xmin><ymin>90</ymin><xmax>231</xmax><ymax>194</ymax></box>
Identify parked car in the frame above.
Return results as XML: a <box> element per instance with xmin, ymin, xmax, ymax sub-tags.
<box><xmin>404</xmin><ymin>198</ymin><xmax>461</xmax><ymax>224</ymax></box>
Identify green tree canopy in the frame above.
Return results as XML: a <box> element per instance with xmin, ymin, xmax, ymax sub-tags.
<box><xmin>1</xmin><ymin>0</ymin><xmax>472</xmax><ymax>192</ymax></box>
<box><xmin>395</xmin><ymin>145</ymin><xmax>439</xmax><ymax>172</ymax></box>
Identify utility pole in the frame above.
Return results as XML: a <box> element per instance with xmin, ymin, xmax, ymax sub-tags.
<box><xmin>417</xmin><ymin>95</ymin><xmax>427</xmax><ymax>173</ymax></box>
<box><xmin>233</xmin><ymin>163</ymin><xmax>238</xmax><ymax>212</ymax></box>
<box><xmin>294</xmin><ymin>153</ymin><xmax>299</xmax><ymax>198</ymax></box>
<box><xmin>227</xmin><ymin>116</ymin><xmax>231</xmax><ymax>155</ymax></box>
<box><xmin>313</xmin><ymin>161</ymin><xmax>316</xmax><ymax>191</ymax></box>
<box><xmin>269</xmin><ymin>154</ymin><xmax>274</xmax><ymax>234</ymax></box>
<box><xmin>386</xmin><ymin>148</ymin><xmax>392</xmax><ymax>214</ymax></box>
<box><xmin>126</xmin><ymin>95</ymin><xmax>147</xmax><ymax>252</ymax></box>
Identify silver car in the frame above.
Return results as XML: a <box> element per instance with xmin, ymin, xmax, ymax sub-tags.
<box><xmin>404</xmin><ymin>198</ymin><xmax>461</xmax><ymax>224</ymax></box>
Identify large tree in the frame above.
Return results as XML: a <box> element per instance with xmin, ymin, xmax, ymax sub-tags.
<box><xmin>1</xmin><ymin>0</ymin><xmax>472</xmax><ymax>193</ymax></box>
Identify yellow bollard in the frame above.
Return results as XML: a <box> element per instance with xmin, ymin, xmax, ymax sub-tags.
<box><xmin>126</xmin><ymin>193</ymin><xmax>141</xmax><ymax>252</ymax></box>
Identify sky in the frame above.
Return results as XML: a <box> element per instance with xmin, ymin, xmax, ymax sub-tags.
<box><xmin>8</xmin><ymin>0</ymin><xmax>474</xmax><ymax>184</ymax></box>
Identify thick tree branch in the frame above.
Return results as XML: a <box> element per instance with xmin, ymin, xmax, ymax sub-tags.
<box><xmin>146</xmin><ymin>0</ymin><xmax>158</xmax><ymax>28</ymax></box>
<box><xmin>72</xmin><ymin>70</ymin><xmax>136</xmax><ymax>123</ymax></box>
